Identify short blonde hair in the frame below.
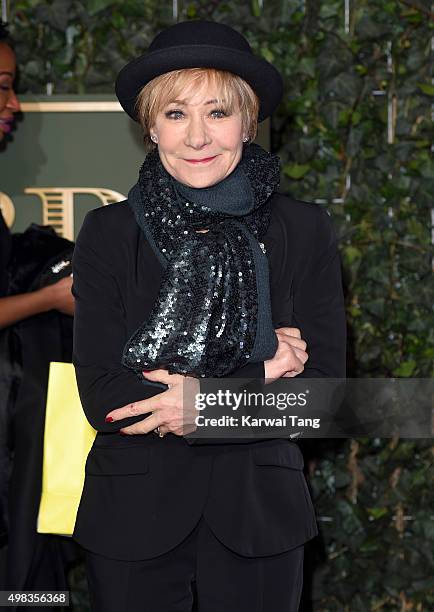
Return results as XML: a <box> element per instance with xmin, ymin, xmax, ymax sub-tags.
<box><xmin>135</xmin><ymin>67</ymin><xmax>260</xmax><ymax>151</ymax></box>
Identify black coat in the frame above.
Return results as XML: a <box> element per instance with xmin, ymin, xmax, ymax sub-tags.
<box><xmin>71</xmin><ymin>191</ymin><xmax>347</xmax><ymax>561</ymax></box>
<box><xmin>0</xmin><ymin>219</ymin><xmax>80</xmax><ymax>595</ymax></box>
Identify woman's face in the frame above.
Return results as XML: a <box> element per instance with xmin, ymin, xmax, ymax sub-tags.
<box><xmin>0</xmin><ymin>42</ymin><xmax>20</xmax><ymax>142</ymax></box>
<box><xmin>151</xmin><ymin>79</ymin><xmax>245</xmax><ymax>188</ymax></box>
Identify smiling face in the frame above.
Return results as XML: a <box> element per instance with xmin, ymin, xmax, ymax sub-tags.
<box><xmin>0</xmin><ymin>42</ymin><xmax>20</xmax><ymax>141</ymax></box>
<box><xmin>150</xmin><ymin>78</ymin><xmax>245</xmax><ymax>188</ymax></box>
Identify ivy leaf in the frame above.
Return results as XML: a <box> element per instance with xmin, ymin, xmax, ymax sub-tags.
<box><xmin>360</xmin><ymin>538</ymin><xmax>381</xmax><ymax>553</ymax></box>
<box><xmin>322</xmin><ymin>101</ymin><xmax>345</xmax><ymax>130</ymax></box>
<box><xmin>343</xmin><ymin>246</ymin><xmax>362</xmax><ymax>265</ymax></box>
<box><xmin>261</xmin><ymin>47</ymin><xmax>275</xmax><ymax>63</ymax></box>
<box><xmin>417</xmin><ymin>83</ymin><xmax>434</xmax><ymax>96</ymax></box>
<box><xmin>47</xmin><ymin>0</ymin><xmax>70</xmax><ymax>30</ymax></box>
<box><xmin>367</xmin><ymin>507</ymin><xmax>388</xmax><ymax>519</ymax></box>
<box><xmin>364</xmin><ymin>299</ymin><xmax>385</xmax><ymax>318</ymax></box>
<box><xmin>317</xmin><ymin>52</ymin><xmax>348</xmax><ymax>81</ymax></box>
<box><xmin>298</xmin><ymin>57</ymin><xmax>315</xmax><ymax>78</ymax></box>
<box><xmin>347</xmin><ymin>127</ymin><xmax>364</xmax><ymax>156</ymax></box>
<box><xmin>283</xmin><ymin>163</ymin><xmax>311</xmax><ymax>179</ymax></box>
<box><xmin>87</xmin><ymin>0</ymin><xmax>118</xmax><ymax>16</ymax></box>
<box><xmin>393</xmin><ymin>360</ymin><xmax>417</xmax><ymax>377</ymax></box>
<box><xmin>357</xmin><ymin>15</ymin><xmax>392</xmax><ymax>39</ymax></box>
<box><xmin>298</xmin><ymin>137</ymin><xmax>318</xmax><ymax>161</ymax></box>
<box><xmin>327</xmin><ymin>73</ymin><xmax>362</xmax><ymax>104</ymax></box>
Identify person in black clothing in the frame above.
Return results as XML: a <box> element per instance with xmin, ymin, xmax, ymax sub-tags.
<box><xmin>0</xmin><ymin>21</ymin><xmax>74</xmax><ymax>323</ymax></box>
<box><xmin>0</xmin><ymin>20</ymin><xmax>79</xmax><ymax>600</ymax></box>
<box><xmin>72</xmin><ymin>20</ymin><xmax>346</xmax><ymax>612</ymax></box>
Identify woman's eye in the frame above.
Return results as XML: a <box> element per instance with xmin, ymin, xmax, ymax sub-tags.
<box><xmin>166</xmin><ymin>110</ymin><xmax>184</xmax><ymax>119</ymax></box>
<box><xmin>210</xmin><ymin>109</ymin><xmax>228</xmax><ymax>118</ymax></box>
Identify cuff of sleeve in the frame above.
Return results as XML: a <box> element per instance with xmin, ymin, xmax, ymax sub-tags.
<box><xmin>183</xmin><ymin>361</ymin><xmax>265</xmax><ymax>446</ymax></box>
<box><xmin>225</xmin><ymin>360</ymin><xmax>265</xmax><ymax>380</ymax></box>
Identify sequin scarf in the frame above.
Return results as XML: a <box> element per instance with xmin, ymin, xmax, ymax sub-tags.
<box><xmin>122</xmin><ymin>143</ymin><xmax>280</xmax><ymax>378</ymax></box>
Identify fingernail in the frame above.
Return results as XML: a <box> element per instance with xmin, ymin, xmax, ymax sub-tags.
<box><xmin>143</xmin><ymin>370</ymin><xmax>152</xmax><ymax>373</ymax></box>
<box><xmin>105</xmin><ymin>416</ymin><xmax>114</xmax><ymax>423</ymax></box>
<box><xmin>119</xmin><ymin>431</ymin><xmax>127</xmax><ymax>436</ymax></box>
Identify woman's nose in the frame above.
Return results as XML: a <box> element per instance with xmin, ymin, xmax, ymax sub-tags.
<box><xmin>185</xmin><ymin>117</ymin><xmax>211</xmax><ymax>148</ymax></box>
<box><xmin>7</xmin><ymin>89</ymin><xmax>20</xmax><ymax>113</ymax></box>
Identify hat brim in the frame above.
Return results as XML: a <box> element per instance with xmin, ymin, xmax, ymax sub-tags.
<box><xmin>115</xmin><ymin>45</ymin><xmax>283</xmax><ymax>123</ymax></box>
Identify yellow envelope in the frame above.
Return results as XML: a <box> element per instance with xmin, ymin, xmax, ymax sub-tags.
<box><xmin>37</xmin><ymin>361</ymin><xmax>96</xmax><ymax>536</ymax></box>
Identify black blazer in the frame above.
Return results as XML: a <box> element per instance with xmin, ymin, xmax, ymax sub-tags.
<box><xmin>71</xmin><ymin>191</ymin><xmax>346</xmax><ymax>561</ymax></box>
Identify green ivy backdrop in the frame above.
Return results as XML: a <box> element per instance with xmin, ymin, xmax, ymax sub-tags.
<box><xmin>7</xmin><ymin>1</ymin><xmax>434</xmax><ymax>609</ymax></box>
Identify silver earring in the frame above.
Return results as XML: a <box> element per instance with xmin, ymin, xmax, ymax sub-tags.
<box><xmin>151</xmin><ymin>134</ymin><xmax>158</xmax><ymax>143</ymax></box>
<box><xmin>242</xmin><ymin>136</ymin><xmax>249</xmax><ymax>142</ymax></box>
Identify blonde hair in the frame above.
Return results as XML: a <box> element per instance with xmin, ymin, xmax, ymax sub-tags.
<box><xmin>135</xmin><ymin>67</ymin><xmax>260</xmax><ymax>151</ymax></box>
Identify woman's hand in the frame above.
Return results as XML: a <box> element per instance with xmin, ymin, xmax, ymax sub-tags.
<box><xmin>104</xmin><ymin>369</ymin><xmax>200</xmax><ymax>437</ymax></box>
<box><xmin>0</xmin><ymin>275</ymin><xmax>75</xmax><ymax>329</ymax></box>
<box><xmin>264</xmin><ymin>327</ymin><xmax>308</xmax><ymax>381</ymax></box>
<box><xmin>40</xmin><ymin>275</ymin><xmax>75</xmax><ymax>316</ymax></box>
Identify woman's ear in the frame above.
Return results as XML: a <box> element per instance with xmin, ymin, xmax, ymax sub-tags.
<box><xmin>148</xmin><ymin>123</ymin><xmax>158</xmax><ymax>143</ymax></box>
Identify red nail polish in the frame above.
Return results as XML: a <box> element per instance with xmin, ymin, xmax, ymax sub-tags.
<box><xmin>105</xmin><ymin>416</ymin><xmax>114</xmax><ymax>423</ymax></box>
<box><xmin>119</xmin><ymin>431</ymin><xmax>127</xmax><ymax>436</ymax></box>
<box><xmin>143</xmin><ymin>370</ymin><xmax>152</xmax><ymax>373</ymax></box>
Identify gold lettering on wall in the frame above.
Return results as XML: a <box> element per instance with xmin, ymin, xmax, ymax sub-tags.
<box><xmin>24</xmin><ymin>188</ymin><xmax>126</xmax><ymax>240</ymax></box>
<box><xmin>0</xmin><ymin>192</ymin><xmax>16</xmax><ymax>227</ymax></box>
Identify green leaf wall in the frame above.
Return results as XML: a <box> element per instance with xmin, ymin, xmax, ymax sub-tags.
<box><xmin>8</xmin><ymin>1</ymin><xmax>433</xmax><ymax>608</ymax></box>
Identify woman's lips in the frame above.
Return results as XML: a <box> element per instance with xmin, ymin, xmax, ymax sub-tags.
<box><xmin>184</xmin><ymin>155</ymin><xmax>218</xmax><ymax>164</ymax></box>
<box><xmin>0</xmin><ymin>119</ymin><xmax>14</xmax><ymax>134</ymax></box>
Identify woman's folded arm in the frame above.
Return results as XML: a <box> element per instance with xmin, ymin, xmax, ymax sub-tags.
<box><xmin>184</xmin><ymin>204</ymin><xmax>347</xmax><ymax>445</ymax></box>
<box><xmin>72</xmin><ymin>210</ymin><xmax>164</xmax><ymax>432</ymax></box>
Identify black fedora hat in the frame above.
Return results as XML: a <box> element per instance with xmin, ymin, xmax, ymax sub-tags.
<box><xmin>115</xmin><ymin>20</ymin><xmax>283</xmax><ymax>123</ymax></box>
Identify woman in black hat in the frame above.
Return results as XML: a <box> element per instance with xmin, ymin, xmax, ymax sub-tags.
<box><xmin>72</xmin><ymin>20</ymin><xmax>346</xmax><ymax>611</ymax></box>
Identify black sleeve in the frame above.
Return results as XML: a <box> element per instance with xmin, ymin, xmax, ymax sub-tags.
<box><xmin>292</xmin><ymin>207</ymin><xmax>347</xmax><ymax>378</ymax></box>
<box><xmin>225</xmin><ymin>361</ymin><xmax>265</xmax><ymax>379</ymax></box>
<box><xmin>184</xmin><ymin>206</ymin><xmax>347</xmax><ymax>445</ymax></box>
<box><xmin>0</xmin><ymin>209</ymin><xmax>11</xmax><ymax>297</ymax></box>
<box><xmin>183</xmin><ymin>360</ymin><xmax>265</xmax><ymax>446</ymax></box>
<box><xmin>72</xmin><ymin>210</ymin><xmax>166</xmax><ymax>432</ymax></box>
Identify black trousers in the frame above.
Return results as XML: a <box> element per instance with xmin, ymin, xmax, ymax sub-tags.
<box><xmin>85</xmin><ymin>516</ymin><xmax>304</xmax><ymax>612</ymax></box>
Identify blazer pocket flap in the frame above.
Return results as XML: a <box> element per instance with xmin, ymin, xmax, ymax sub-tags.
<box><xmin>253</xmin><ymin>443</ymin><xmax>304</xmax><ymax>470</ymax></box>
<box><xmin>86</xmin><ymin>445</ymin><xmax>150</xmax><ymax>476</ymax></box>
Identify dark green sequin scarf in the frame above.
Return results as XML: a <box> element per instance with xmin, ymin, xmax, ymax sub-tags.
<box><xmin>122</xmin><ymin>143</ymin><xmax>280</xmax><ymax>378</ymax></box>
